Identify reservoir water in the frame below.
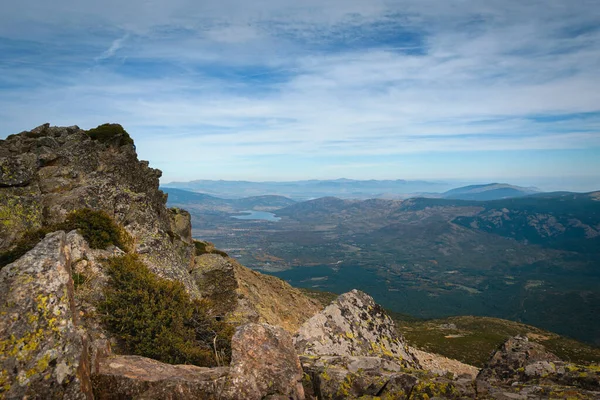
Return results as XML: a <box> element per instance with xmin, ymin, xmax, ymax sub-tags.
<box><xmin>231</xmin><ymin>210</ymin><xmax>281</xmax><ymax>222</ymax></box>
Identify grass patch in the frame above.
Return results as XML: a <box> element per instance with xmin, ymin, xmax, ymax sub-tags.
<box><xmin>0</xmin><ymin>209</ymin><xmax>132</xmax><ymax>269</ymax></box>
<box><xmin>299</xmin><ymin>288</ymin><xmax>338</xmax><ymax>308</ymax></box>
<box><xmin>86</xmin><ymin>123</ymin><xmax>134</xmax><ymax>147</ymax></box>
<box><xmin>100</xmin><ymin>254</ymin><xmax>234</xmax><ymax>366</ymax></box>
<box><xmin>395</xmin><ymin>315</ymin><xmax>600</xmax><ymax>367</ymax></box>
<box><xmin>72</xmin><ymin>272</ymin><xmax>88</xmax><ymax>290</ymax></box>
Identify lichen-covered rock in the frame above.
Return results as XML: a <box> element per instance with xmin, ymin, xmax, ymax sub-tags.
<box><xmin>477</xmin><ymin>335</ymin><xmax>560</xmax><ymax>385</ymax></box>
<box><xmin>92</xmin><ymin>355</ymin><xmax>229</xmax><ymax>400</ymax></box>
<box><xmin>0</xmin><ymin>231</ymin><xmax>92</xmax><ymax>399</ymax></box>
<box><xmin>191</xmin><ymin>254</ymin><xmax>321</xmax><ymax>333</ymax></box>
<box><xmin>168</xmin><ymin>207</ymin><xmax>193</xmax><ymax>245</ymax></box>
<box><xmin>192</xmin><ymin>254</ymin><xmax>239</xmax><ymax>317</ymax></box>
<box><xmin>0</xmin><ymin>124</ymin><xmax>199</xmax><ymax>298</ymax></box>
<box><xmin>226</xmin><ymin>323</ymin><xmax>305</xmax><ymax>400</ymax></box>
<box><xmin>300</xmin><ymin>355</ymin><xmax>471</xmax><ymax>400</ymax></box>
<box><xmin>294</xmin><ymin>290</ymin><xmax>419</xmax><ymax>368</ymax></box>
<box><xmin>476</xmin><ymin>336</ymin><xmax>600</xmax><ymax>399</ymax></box>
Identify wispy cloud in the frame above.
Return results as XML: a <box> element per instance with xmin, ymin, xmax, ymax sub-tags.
<box><xmin>0</xmin><ymin>0</ymin><xmax>599</xmax><ymax>187</ymax></box>
<box><xmin>96</xmin><ymin>34</ymin><xmax>129</xmax><ymax>60</ymax></box>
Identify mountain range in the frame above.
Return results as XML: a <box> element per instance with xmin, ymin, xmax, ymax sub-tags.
<box><xmin>163</xmin><ymin>179</ymin><xmax>543</xmax><ymax>202</ymax></box>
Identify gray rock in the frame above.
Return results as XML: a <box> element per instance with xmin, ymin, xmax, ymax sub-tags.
<box><xmin>294</xmin><ymin>289</ymin><xmax>419</xmax><ymax>368</ymax></box>
<box><xmin>476</xmin><ymin>336</ymin><xmax>600</xmax><ymax>398</ymax></box>
<box><xmin>477</xmin><ymin>336</ymin><xmax>560</xmax><ymax>385</ymax></box>
<box><xmin>0</xmin><ymin>231</ymin><xmax>93</xmax><ymax>399</ymax></box>
<box><xmin>92</xmin><ymin>355</ymin><xmax>229</xmax><ymax>400</ymax></box>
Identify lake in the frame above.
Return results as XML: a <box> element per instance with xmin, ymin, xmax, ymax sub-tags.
<box><xmin>231</xmin><ymin>210</ymin><xmax>281</xmax><ymax>222</ymax></box>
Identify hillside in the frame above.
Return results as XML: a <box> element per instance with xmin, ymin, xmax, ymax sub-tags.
<box><xmin>162</xmin><ymin>187</ymin><xmax>296</xmax><ymax>212</ymax></box>
<box><xmin>190</xmin><ymin>192</ymin><xmax>600</xmax><ymax>345</ymax></box>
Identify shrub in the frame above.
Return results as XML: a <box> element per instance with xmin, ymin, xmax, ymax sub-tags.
<box><xmin>86</xmin><ymin>123</ymin><xmax>134</xmax><ymax>147</ymax></box>
<box><xmin>99</xmin><ymin>254</ymin><xmax>234</xmax><ymax>366</ymax></box>
<box><xmin>63</xmin><ymin>209</ymin><xmax>130</xmax><ymax>251</ymax></box>
<box><xmin>194</xmin><ymin>240</ymin><xmax>208</xmax><ymax>255</ymax></box>
<box><xmin>0</xmin><ymin>208</ymin><xmax>131</xmax><ymax>268</ymax></box>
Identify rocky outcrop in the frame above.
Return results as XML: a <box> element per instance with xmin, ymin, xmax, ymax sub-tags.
<box><xmin>226</xmin><ymin>323</ymin><xmax>304</xmax><ymax>400</ymax></box>
<box><xmin>192</xmin><ymin>254</ymin><xmax>321</xmax><ymax>333</ymax></box>
<box><xmin>294</xmin><ymin>290</ymin><xmax>419</xmax><ymax>367</ymax></box>
<box><xmin>476</xmin><ymin>336</ymin><xmax>600</xmax><ymax>399</ymax></box>
<box><xmin>0</xmin><ymin>124</ymin><xmax>198</xmax><ymax>297</ymax></box>
<box><xmin>92</xmin><ymin>356</ymin><xmax>229</xmax><ymax>400</ymax></box>
<box><xmin>0</xmin><ymin>232</ymin><xmax>92</xmax><ymax>399</ymax></box>
<box><xmin>300</xmin><ymin>355</ymin><xmax>475</xmax><ymax>400</ymax></box>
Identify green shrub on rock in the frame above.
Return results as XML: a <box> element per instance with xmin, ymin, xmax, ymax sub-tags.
<box><xmin>63</xmin><ymin>209</ymin><xmax>131</xmax><ymax>251</ymax></box>
<box><xmin>99</xmin><ymin>254</ymin><xmax>234</xmax><ymax>367</ymax></box>
<box><xmin>0</xmin><ymin>208</ymin><xmax>131</xmax><ymax>268</ymax></box>
<box><xmin>86</xmin><ymin>123</ymin><xmax>134</xmax><ymax>147</ymax></box>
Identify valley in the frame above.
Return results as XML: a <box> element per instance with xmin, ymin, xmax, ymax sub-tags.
<box><xmin>164</xmin><ymin>187</ymin><xmax>600</xmax><ymax>346</ymax></box>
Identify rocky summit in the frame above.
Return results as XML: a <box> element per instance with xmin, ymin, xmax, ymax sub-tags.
<box><xmin>1</xmin><ymin>124</ymin><xmax>599</xmax><ymax>399</ymax></box>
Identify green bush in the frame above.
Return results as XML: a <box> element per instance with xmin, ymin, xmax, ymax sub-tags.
<box><xmin>194</xmin><ymin>240</ymin><xmax>208</xmax><ymax>255</ymax></box>
<box><xmin>0</xmin><ymin>209</ymin><xmax>131</xmax><ymax>268</ymax></box>
<box><xmin>63</xmin><ymin>209</ymin><xmax>130</xmax><ymax>251</ymax></box>
<box><xmin>86</xmin><ymin>123</ymin><xmax>134</xmax><ymax>146</ymax></box>
<box><xmin>99</xmin><ymin>254</ymin><xmax>234</xmax><ymax>366</ymax></box>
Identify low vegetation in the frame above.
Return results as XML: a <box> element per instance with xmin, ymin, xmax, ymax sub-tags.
<box><xmin>86</xmin><ymin>123</ymin><xmax>134</xmax><ymax>146</ymax></box>
<box><xmin>396</xmin><ymin>315</ymin><xmax>600</xmax><ymax>368</ymax></box>
<box><xmin>100</xmin><ymin>254</ymin><xmax>234</xmax><ymax>367</ymax></box>
<box><xmin>0</xmin><ymin>209</ymin><xmax>131</xmax><ymax>268</ymax></box>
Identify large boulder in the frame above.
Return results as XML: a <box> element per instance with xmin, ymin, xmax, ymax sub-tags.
<box><xmin>226</xmin><ymin>323</ymin><xmax>305</xmax><ymax>400</ymax></box>
<box><xmin>477</xmin><ymin>335</ymin><xmax>560</xmax><ymax>386</ymax></box>
<box><xmin>294</xmin><ymin>290</ymin><xmax>419</xmax><ymax>368</ymax></box>
<box><xmin>0</xmin><ymin>231</ymin><xmax>92</xmax><ymax>399</ymax></box>
<box><xmin>477</xmin><ymin>336</ymin><xmax>600</xmax><ymax>399</ymax></box>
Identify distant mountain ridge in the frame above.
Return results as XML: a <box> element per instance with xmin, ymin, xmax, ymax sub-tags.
<box><xmin>163</xmin><ymin>178</ymin><xmax>454</xmax><ymax>200</ymax></box>
<box><xmin>440</xmin><ymin>183</ymin><xmax>541</xmax><ymax>201</ymax></box>
<box><xmin>162</xmin><ymin>187</ymin><xmax>296</xmax><ymax>212</ymax></box>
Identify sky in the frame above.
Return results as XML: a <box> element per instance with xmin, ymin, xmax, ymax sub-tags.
<box><xmin>1</xmin><ymin>0</ymin><xmax>600</xmax><ymax>191</ymax></box>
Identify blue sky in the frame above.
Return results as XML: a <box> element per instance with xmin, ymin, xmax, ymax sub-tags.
<box><xmin>1</xmin><ymin>0</ymin><xmax>599</xmax><ymax>191</ymax></box>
